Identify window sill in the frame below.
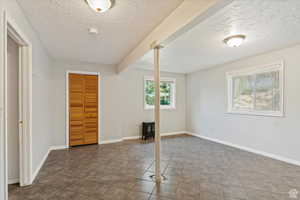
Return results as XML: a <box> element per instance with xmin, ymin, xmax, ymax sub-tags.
<box><xmin>144</xmin><ymin>106</ymin><xmax>176</xmax><ymax>111</ymax></box>
<box><xmin>226</xmin><ymin>110</ymin><xmax>284</xmax><ymax>117</ymax></box>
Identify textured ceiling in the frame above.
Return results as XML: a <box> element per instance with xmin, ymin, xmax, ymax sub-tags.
<box><xmin>134</xmin><ymin>0</ymin><xmax>300</xmax><ymax>73</ymax></box>
<box><xmin>16</xmin><ymin>0</ymin><xmax>183</xmax><ymax>64</ymax></box>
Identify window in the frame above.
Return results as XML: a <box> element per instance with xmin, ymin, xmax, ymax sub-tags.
<box><xmin>144</xmin><ymin>76</ymin><xmax>176</xmax><ymax>109</ymax></box>
<box><xmin>227</xmin><ymin>62</ymin><xmax>284</xmax><ymax>116</ymax></box>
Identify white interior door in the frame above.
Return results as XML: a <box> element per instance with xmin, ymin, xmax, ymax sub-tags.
<box><xmin>6</xmin><ymin>36</ymin><xmax>20</xmax><ymax>185</ymax></box>
<box><xmin>18</xmin><ymin>46</ymin><xmax>24</xmax><ymax>186</ymax></box>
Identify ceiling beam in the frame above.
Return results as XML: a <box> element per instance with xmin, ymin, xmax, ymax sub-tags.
<box><xmin>117</xmin><ymin>0</ymin><xmax>233</xmax><ymax>73</ymax></box>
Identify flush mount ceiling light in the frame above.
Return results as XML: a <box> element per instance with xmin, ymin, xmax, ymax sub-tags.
<box><xmin>223</xmin><ymin>35</ymin><xmax>246</xmax><ymax>47</ymax></box>
<box><xmin>88</xmin><ymin>27</ymin><xmax>99</xmax><ymax>35</ymax></box>
<box><xmin>85</xmin><ymin>0</ymin><xmax>113</xmax><ymax>13</ymax></box>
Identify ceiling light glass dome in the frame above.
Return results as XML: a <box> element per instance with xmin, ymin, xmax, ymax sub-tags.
<box><xmin>86</xmin><ymin>0</ymin><xmax>112</xmax><ymax>13</ymax></box>
<box><xmin>224</xmin><ymin>35</ymin><xmax>246</xmax><ymax>47</ymax></box>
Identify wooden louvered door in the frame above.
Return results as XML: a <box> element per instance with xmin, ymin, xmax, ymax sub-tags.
<box><xmin>69</xmin><ymin>74</ymin><xmax>98</xmax><ymax>146</ymax></box>
<box><xmin>83</xmin><ymin>75</ymin><xmax>99</xmax><ymax>145</ymax></box>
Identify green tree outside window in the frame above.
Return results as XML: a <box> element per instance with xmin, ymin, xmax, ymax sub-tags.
<box><xmin>145</xmin><ymin>80</ymin><xmax>173</xmax><ymax>107</ymax></box>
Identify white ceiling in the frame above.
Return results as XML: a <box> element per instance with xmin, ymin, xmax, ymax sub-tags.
<box><xmin>134</xmin><ymin>0</ymin><xmax>300</xmax><ymax>74</ymax></box>
<box><xmin>16</xmin><ymin>0</ymin><xmax>183</xmax><ymax>64</ymax></box>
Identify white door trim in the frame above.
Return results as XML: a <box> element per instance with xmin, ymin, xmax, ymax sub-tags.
<box><xmin>2</xmin><ymin>10</ymin><xmax>33</xmax><ymax>200</ymax></box>
<box><xmin>65</xmin><ymin>71</ymin><xmax>101</xmax><ymax>147</ymax></box>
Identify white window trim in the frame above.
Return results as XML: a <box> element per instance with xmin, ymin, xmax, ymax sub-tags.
<box><xmin>144</xmin><ymin>76</ymin><xmax>176</xmax><ymax>110</ymax></box>
<box><xmin>226</xmin><ymin>61</ymin><xmax>284</xmax><ymax>117</ymax></box>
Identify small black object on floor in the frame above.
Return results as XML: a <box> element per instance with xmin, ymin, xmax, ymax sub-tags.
<box><xmin>142</xmin><ymin>122</ymin><xmax>155</xmax><ymax>140</ymax></box>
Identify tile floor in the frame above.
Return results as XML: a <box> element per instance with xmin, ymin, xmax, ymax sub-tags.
<box><xmin>9</xmin><ymin>135</ymin><xmax>300</xmax><ymax>200</ymax></box>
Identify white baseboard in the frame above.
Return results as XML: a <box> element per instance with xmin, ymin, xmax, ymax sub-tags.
<box><xmin>30</xmin><ymin>131</ymin><xmax>300</xmax><ymax>185</ymax></box>
<box><xmin>30</xmin><ymin>131</ymin><xmax>188</xmax><ymax>183</ymax></box>
<box><xmin>31</xmin><ymin>145</ymin><xmax>67</xmax><ymax>183</ymax></box>
<box><xmin>161</xmin><ymin>131</ymin><xmax>187</xmax><ymax>137</ymax></box>
<box><xmin>123</xmin><ymin>136</ymin><xmax>141</xmax><ymax>140</ymax></box>
<box><xmin>31</xmin><ymin>148</ymin><xmax>51</xmax><ymax>183</ymax></box>
<box><xmin>188</xmin><ymin>132</ymin><xmax>300</xmax><ymax>167</ymax></box>
<box><xmin>8</xmin><ymin>178</ymin><xmax>19</xmax><ymax>184</ymax></box>
<box><xmin>49</xmin><ymin>145</ymin><xmax>68</xmax><ymax>150</ymax></box>
<box><xmin>99</xmin><ymin>139</ymin><xmax>123</xmax><ymax>144</ymax></box>
<box><xmin>101</xmin><ymin>131</ymin><xmax>187</xmax><ymax>144</ymax></box>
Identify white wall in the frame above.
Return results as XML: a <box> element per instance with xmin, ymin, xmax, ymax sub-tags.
<box><xmin>0</xmin><ymin>0</ymin><xmax>6</xmax><ymax>198</ymax></box>
<box><xmin>52</xmin><ymin>61</ymin><xmax>186</xmax><ymax>146</ymax></box>
<box><xmin>187</xmin><ymin>44</ymin><xmax>300</xmax><ymax>163</ymax></box>
<box><xmin>7</xmin><ymin>37</ymin><xmax>19</xmax><ymax>183</ymax></box>
<box><xmin>117</xmin><ymin>69</ymin><xmax>186</xmax><ymax>138</ymax></box>
<box><xmin>1</xmin><ymin>0</ymin><xmax>54</xmax><ymax>190</ymax></box>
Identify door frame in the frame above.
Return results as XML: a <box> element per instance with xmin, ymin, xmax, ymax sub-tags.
<box><xmin>2</xmin><ymin>10</ymin><xmax>33</xmax><ymax>199</ymax></box>
<box><xmin>65</xmin><ymin>71</ymin><xmax>101</xmax><ymax>147</ymax></box>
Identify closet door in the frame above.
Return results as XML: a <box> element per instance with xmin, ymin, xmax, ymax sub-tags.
<box><xmin>84</xmin><ymin>75</ymin><xmax>98</xmax><ymax>145</ymax></box>
<box><xmin>69</xmin><ymin>74</ymin><xmax>98</xmax><ymax>146</ymax></box>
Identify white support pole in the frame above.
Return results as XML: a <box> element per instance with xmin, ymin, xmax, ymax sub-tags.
<box><xmin>153</xmin><ymin>44</ymin><xmax>163</xmax><ymax>183</ymax></box>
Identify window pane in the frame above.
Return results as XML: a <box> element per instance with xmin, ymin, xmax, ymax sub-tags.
<box><xmin>145</xmin><ymin>80</ymin><xmax>155</xmax><ymax>106</ymax></box>
<box><xmin>232</xmin><ymin>75</ymin><xmax>255</xmax><ymax>110</ymax></box>
<box><xmin>254</xmin><ymin>71</ymin><xmax>280</xmax><ymax>111</ymax></box>
<box><xmin>228</xmin><ymin>64</ymin><xmax>283</xmax><ymax>116</ymax></box>
<box><xmin>145</xmin><ymin>80</ymin><xmax>174</xmax><ymax>107</ymax></box>
<box><xmin>160</xmin><ymin>81</ymin><xmax>172</xmax><ymax>106</ymax></box>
